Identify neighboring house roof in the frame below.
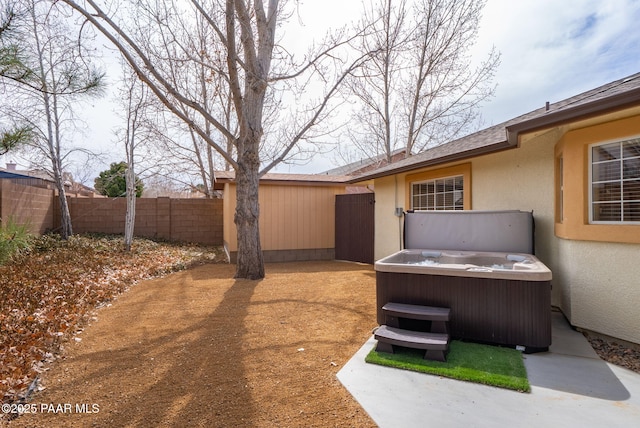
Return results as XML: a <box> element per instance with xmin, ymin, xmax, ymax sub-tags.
<box><xmin>0</xmin><ymin>167</ymin><xmax>45</xmax><ymax>180</ymax></box>
<box><xmin>348</xmin><ymin>72</ymin><xmax>640</xmax><ymax>182</ymax></box>
<box><xmin>0</xmin><ymin>170</ymin><xmax>33</xmax><ymax>180</ymax></box>
<box><xmin>0</xmin><ymin>165</ymin><xmax>97</xmax><ymax>195</ymax></box>
<box><xmin>0</xmin><ymin>166</ymin><xmax>55</xmax><ymax>188</ymax></box>
<box><xmin>322</xmin><ymin>148</ymin><xmax>408</xmax><ymax>176</ymax></box>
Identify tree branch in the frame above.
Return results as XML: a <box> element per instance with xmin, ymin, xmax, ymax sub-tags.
<box><xmin>59</xmin><ymin>0</ymin><xmax>239</xmax><ymax>168</ymax></box>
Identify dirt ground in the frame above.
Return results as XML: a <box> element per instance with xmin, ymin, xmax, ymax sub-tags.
<box><xmin>7</xmin><ymin>261</ymin><xmax>378</xmax><ymax>427</ymax></box>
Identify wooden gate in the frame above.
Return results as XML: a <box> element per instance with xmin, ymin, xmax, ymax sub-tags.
<box><xmin>335</xmin><ymin>193</ymin><xmax>375</xmax><ymax>264</ymax></box>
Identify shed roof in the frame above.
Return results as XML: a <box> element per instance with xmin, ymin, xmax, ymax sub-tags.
<box><xmin>348</xmin><ymin>72</ymin><xmax>640</xmax><ymax>182</ymax></box>
<box><xmin>214</xmin><ymin>170</ymin><xmax>352</xmax><ymax>189</ymax></box>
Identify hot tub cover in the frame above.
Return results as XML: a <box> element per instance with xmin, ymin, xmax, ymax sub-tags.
<box><xmin>404</xmin><ymin>210</ymin><xmax>534</xmax><ymax>254</ymax></box>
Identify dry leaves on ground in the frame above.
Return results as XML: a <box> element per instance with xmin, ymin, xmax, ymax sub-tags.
<box><xmin>0</xmin><ymin>234</ymin><xmax>223</xmax><ymax>404</ymax></box>
<box><xmin>4</xmin><ymin>259</ymin><xmax>377</xmax><ymax>427</ymax></box>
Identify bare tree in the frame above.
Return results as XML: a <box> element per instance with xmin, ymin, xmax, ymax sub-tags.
<box><xmin>144</xmin><ymin>122</ymin><xmax>224</xmax><ymax>198</ymax></box>
<box><xmin>0</xmin><ymin>0</ymin><xmax>104</xmax><ymax>239</ymax></box>
<box><xmin>345</xmin><ymin>0</ymin><xmax>500</xmax><ymax>163</ymax></box>
<box><xmin>114</xmin><ymin>67</ymin><xmax>155</xmax><ymax>250</ymax></box>
<box><xmin>147</xmin><ymin>9</ymin><xmax>233</xmax><ymax>198</ymax></box>
<box><xmin>177</xmin><ymin>10</ymin><xmax>236</xmax><ymax>195</ymax></box>
<box><xmin>345</xmin><ymin>0</ymin><xmax>408</xmax><ymax>164</ymax></box>
<box><xmin>58</xmin><ymin>0</ymin><xmax>370</xmax><ymax>279</ymax></box>
<box><xmin>124</xmin><ymin>5</ymin><xmax>229</xmax><ymax>198</ymax></box>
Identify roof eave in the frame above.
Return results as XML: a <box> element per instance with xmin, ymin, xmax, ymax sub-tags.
<box><xmin>214</xmin><ymin>171</ymin><xmax>351</xmax><ymax>187</ymax></box>
<box><xmin>347</xmin><ymin>139</ymin><xmax>513</xmax><ymax>183</ymax></box>
<box><xmin>506</xmin><ymin>86</ymin><xmax>640</xmax><ymax>144</ymax></box>
<box><xmin>349</xmin><ymin>85</ymin><xmax>640</xmax><ymax>184</ymax></box>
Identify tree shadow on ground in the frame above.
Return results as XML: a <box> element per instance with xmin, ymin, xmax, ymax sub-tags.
<box><xmin>11</xmin><ymin>261</ymin><xmax>378</xmax><ymax>427</ymax></box>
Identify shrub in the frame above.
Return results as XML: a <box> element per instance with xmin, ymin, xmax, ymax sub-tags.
<box><xmin>0</xmin><ymin>218</ymin><xmax>33</xmax><ymax>264</ymax></box>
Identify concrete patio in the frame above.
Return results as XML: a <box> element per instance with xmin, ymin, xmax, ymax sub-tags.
<box><xmin>337</xmin><ymin>310</ymin><xmax>640</xmax><ymax>427</ymax></box>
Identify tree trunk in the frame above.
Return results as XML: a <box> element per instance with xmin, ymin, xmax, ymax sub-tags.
<box><xmin>124</xmin><ymin>165</ymin><xmax>136</xmax><ymax>251</ymax></box>
<box><xmin>234</xmin><ymin>144</ymin><xmax>264</xmax><ymax>280</ymax></box>
<box><xmin>56</xmin><ymin>180</ymin><xmax>73</xmax><ymax>239</ymax></box>
<box><xmin>227</xmin><ymin>0</ymin><xmax>276</xmax><ymax>280</ymax></box>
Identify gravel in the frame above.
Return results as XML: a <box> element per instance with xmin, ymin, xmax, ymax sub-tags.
<box><xmin>585</xmin><ymin>333</ymin><xmax>640</xmax><ymax>374</ymax></box>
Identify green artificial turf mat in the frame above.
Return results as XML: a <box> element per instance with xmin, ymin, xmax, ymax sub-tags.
<box><xmin>365</xmin><ymin>340</ymin><xmax>530</xmax><ymax>392</ymax></box>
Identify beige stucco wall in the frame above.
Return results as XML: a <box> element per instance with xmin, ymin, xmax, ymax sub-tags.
<box><xmin>374</xmin><ymin>175</ymin><xmax>405</xmax><ymax>259</ymax></box>
<box><xmin>372</xmin><ymin>120</ymin><xmax>640</xmax><ymax>344</ymax></box>
<box><xmin>556</xmin><ymin>239</ymin><xmax>640</xmax><ymax>344</ymax></box>
<box><xmin>470</xmin><ymin>129</ymin><xmax>563</xmax><ymax>307</ymax></box>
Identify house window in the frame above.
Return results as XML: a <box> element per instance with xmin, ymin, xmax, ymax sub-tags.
<box><xmin>590</xmin><ymin>137</ymin><xmax>640</xmax><ymax>223</ymax></box>
<box><xmin>411</xmin><ymin>175</ymin><xmax>464</xmax><ymax>210</ymax></box>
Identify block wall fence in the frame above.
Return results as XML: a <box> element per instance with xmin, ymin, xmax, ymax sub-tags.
<box><xmin>66</xmin><ymin>197</ymin><xmax>224</xmax><ymax>245</ymax></box>
<box><xmin>0</xmin><ymin>180</ymin><xmax>55</xmax><ymax>234</ymax></box>
<box><xmin>0</xmin><ymin>181</ymin><xmax>223</xmax><ymax>245</ymax></box>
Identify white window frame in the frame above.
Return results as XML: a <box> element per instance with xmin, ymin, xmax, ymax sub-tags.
<box><xmin>589</xmin><ymin>136</ymin><xmax>640</xmax><ymax>224</ymax></box>
<box><xmin>410</xmin><ymin>174</ymin><xmax>464</xmax><ymax>211</ymax></box>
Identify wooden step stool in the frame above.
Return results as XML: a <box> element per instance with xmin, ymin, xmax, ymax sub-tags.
<box><xmin>374</xmin><ymin>325</ymin><xmax>449</xmax><ymax>362</ymax></box>
<box><xmin>382</xmin><ymin>302</ymin><xmax>451</xmax><ymax>334</ymax></box>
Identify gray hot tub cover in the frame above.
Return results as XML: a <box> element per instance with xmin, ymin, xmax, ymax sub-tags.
<box><xmin>403</xmin><ymin>210</ymin><xmax>534</xmax><ymax>254</ymax></box>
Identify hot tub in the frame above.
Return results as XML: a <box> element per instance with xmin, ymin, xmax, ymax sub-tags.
<box><xmin>376</xmin><ymin>249</ymin><xmax>551</xmax><ymax>281</ymax></box>
<box><xmin>376</xmin><ymin>211</ymin><xmax>553</xmax><ymax>352</ymax></box>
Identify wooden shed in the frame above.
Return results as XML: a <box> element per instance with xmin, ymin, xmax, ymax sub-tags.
<box><xmin>215</xmin><ymin>171</ymin><xmax>364</xmax><ymax>263</ymax></box>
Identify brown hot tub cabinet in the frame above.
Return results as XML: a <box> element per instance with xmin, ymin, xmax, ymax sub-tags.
<box><xmin>375</xmin><ymin>268</ymin><xmax>552</xmax><ymax>352</ymax></box>
<box><xmin>375</xmin><ymin>211</ymin><xmax>553</xmax><ymax>353</ymax></box>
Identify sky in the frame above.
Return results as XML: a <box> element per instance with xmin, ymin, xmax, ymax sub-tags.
<box><xmin>468</xmin><ymin>0</ymin><xmax>640</xmax><ymax>127</ymax></box>
<box><xmin>3</xmin><ymin>0</ymin><xmax>640</xmax><ymax>180</ymax></box>
<box><xmin>273</xmin><ymin>0</ymin><xmax>640</xmax><ymax>173</ymax></box>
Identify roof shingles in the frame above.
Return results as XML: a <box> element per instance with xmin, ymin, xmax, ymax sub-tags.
<box><xmin>348</xmin><ymin>72</ymin><xmax>640</xmax><ymax>182</ymax></box>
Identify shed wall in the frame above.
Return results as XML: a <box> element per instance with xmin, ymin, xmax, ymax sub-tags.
<box><xmin>223</xmin><ymin>182</ymin><xmax>346</xmax><ymax>262</ymax></box>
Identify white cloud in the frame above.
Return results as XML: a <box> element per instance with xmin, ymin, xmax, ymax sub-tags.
<box><xmin>474</xmin><ymin>0</ymin><xmax>640</xmax><ymax>124</ymax></box>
